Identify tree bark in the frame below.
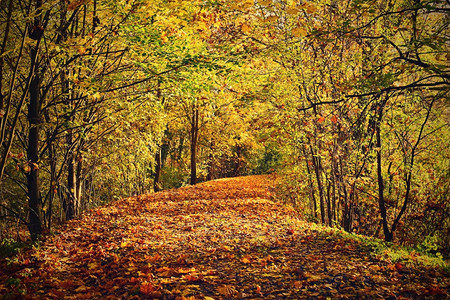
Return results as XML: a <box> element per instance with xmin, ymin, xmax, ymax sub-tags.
<box><xmin>153</xmin><ymin>148</ymin><xmax>162</xmax><ymax>192</ymax></box>
<box><xmin>65</xmin><ymin>130</ymin><xmax>76</xmax><ymax>220</ymax></box>
<box><xmin>75</xmin><ymin>151</ymin><xmax>82</xmax><ymax>214</ymax></box>
<box><xmin>326</xmin><ymin>180</ymin><xmax>332</xmax><ymax>226</ymax></box>
<box><xmin>153</xmin><ymin>81</ymin><xmax>164</xmax><ymax>192</ymax></box>
<box><xmin>310</xmin><ymin>144</ymin><xmax>326</xmax><ymax>224</ymax></box>
<box><xmin>207</xmin><ymin>141</ymin><xmax>214</xmax><ymax>181</ymax></box>
<box><xmin>302</xmin><ymin>144</ymin><xmax>317</xmax><ymax>219</ymax></box>
<box><xmin>47</xmin><ymin>133</ymin><xmax>56</xmax><ymax>230</ymax></box>
<box><xmin>190</xmin><ymin>104</ymin><xmax>199</xmax><ymax>185</ymax></box>
<box><xmin>375</xmin><ymin>104</ymin><xmax>393</xmax><ymax>242</ymax></box>
<box><xmin>26</xmin><ymin>50</ymin><xmax>42</xmax><ymax>240</ymax></box>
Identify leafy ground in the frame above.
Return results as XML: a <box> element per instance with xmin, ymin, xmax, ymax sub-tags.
<box><xmin>1</xmin><ymin>175</ymin><xmax>448</xmax><ymax>299</ymax></box>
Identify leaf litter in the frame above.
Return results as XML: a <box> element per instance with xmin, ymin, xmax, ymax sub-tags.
<box><xmin>1</xmin><ymin>175</ymin><xmax>448</xmax><ymax>299</ymax></box>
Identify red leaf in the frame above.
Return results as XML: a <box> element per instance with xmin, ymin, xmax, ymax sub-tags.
<box><xmin>183</xmin><ymin>274</ymin><xmax>204</xmax><ymax>282</ymax></box>
<box><xmin>317</xmin><ymin>116</ymin><xmax>325</xmax><ymax>123</ymax></box>
<box><xmin>145</xmin><ymin>253</ymin><xmax>161</xmax><ymax>263</ymax></box>
<box><xmin>256</xmin><ymin>284</ymin><xmax>262</xmax><ymax>294</ymax></box>
<box><xmin>394</xmin><ymin>262</ymin><xmax>404</xmax><ymax>271</ymax></box>
<box><xmin>140</xmin><ymin>281</ymin><xmax>154</xmax><ymax>295</ymax></box>
<box><xmin>427</xmin><ymin>285</ymin><xmax>445</xmax><ymax>296</ymax></box>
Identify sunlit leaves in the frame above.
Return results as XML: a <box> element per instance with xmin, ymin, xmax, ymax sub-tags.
<box><xmin>291</xmin><ymin>25</ymin><xmax>307</xmax><ymax>37</ymax></box>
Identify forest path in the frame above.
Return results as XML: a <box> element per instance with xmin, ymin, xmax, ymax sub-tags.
<box><xmin>1</xmin><ymin>175</ymin><xmax>448</xmax><ymax>299</ymax></box>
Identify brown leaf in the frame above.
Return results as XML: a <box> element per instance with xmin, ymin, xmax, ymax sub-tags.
<box><xmin>140</xmin><ymin>281</ymin><xmax>154</xmax><ymax>295</ymax></box>
<box><xmin>217</xmin><ymin>285</ymin><xmax>238</xmax><ymax>297</ymax></box>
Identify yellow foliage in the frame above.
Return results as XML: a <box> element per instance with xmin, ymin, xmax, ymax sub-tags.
<box><xmin>259</xmin><ymin>0</ymin><xmax>272</xmax><ymax>6</ymax></box>
<box><xmin>286</xmin><ymin>6</ymin><xmax>300</xmax><ymax>15</ymax></box>
<box><xmin>301</xmin><ymin>2</ymin><xmax>318</xmax><ymax>14</ymax></box>
<box><xmin>265</xmin><ymin>15</ymin><xmax>278</xmax><ymax>23</ymax></box>
<box><xmin>241</xmin><ymin>23</ymin><xmax>251</xmax><ymax>34</ymax></box>
<box><xmin>292</xmin><ymin>26</ymin><xmax>307</xmax><ymax>38</ymax></box>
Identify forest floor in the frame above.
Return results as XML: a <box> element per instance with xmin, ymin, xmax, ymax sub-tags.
<box><xmin>1</xmin><ymin>175</ymin><xmax>449</xmax><ymax>299</ymax></box>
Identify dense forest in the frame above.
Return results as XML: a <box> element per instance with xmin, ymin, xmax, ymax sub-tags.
<box><xmin>0</xmin><ymin>0</ymin><xmax>448</xmax><ymax>257</ymax></box>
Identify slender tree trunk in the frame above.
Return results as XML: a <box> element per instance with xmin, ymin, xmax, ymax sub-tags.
<box><xmin>375</xmin><ymin>105</ymin><xmax>392</xmax><ymax>242</ymax></box>
<box><xmin>75</xmin><ymin>151</ymin><xmax>82</xmax><ymax>215</ymax></box>
<box><xmin>342</xmin><ymin>188</ymin><xmax>351</xmax><ymax>232</ymax></box>
<box><xmin>326</xmin><ymin>180</ymin><xmax>332</xmax><ymax>226</ymax></box>
<box><xmin>207</xmin><ymin>141</ymin><xmax>214</xmax><ymax>181</ymax></box>
<box><xmin>66</xmin><ymin>130</ymin><xmax>76</xmax><ymax>220</ymax></box>
<box><xmin>26</xmin><ymin>52</ymin><xmax>42</xmax><ymax>240</ymax></box>
<box><xmin>310</xmin><ymin>144</ymin><xmax>325</xmax><ymax>224</ymax></box>
<box><xmin>331</xmin><ymin>161</ymin><xmax>337</xmax><ymax>224</ymax></box>
<box><xmin>153</xmin><ymin>148</ymin><xmax>162</xmax><ymax>192</ymax></box>
<box><xmin>47</xmin><ymin>132</ymin><xmax>56</xmax><ymax>230</ymax></box>
<box><xmin>332</xmin><ymin>180</ymin><xmax>337</xmax><ymax>224</ymax></box>
<box><xmin>302</xmin><ymin>145</ymin><xmax>317</xmax><ymax>218</ymax></box>
<box><xmin>190</xmin><ymin>104</ymin><xmax>199</xmax><ymax>185</ymax></box>
<box><xmin>153</xmin><ymin>81</ymin><xmax>164</xmax><ymax>192</ymax></box>
<box><xmin>190</xmin><ymin>134</ymin><xmax>197</xmax><ymax>184</ymax></box>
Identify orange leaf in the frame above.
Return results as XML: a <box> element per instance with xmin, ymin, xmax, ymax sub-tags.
<box><xmin>183</xmin><ymin>274</ymin><xmax>204</xmax><ymax>282</ymax></box>
<box><xmin>140</xmin><ymin>281</ymin><xmax>154</xmax><ymax>295</ymax></box>
<box><xmin>317</xmin><ymin>116</ymin><xmax>325</xmax><ymax>123</ymax></box>
<box><xmin>156</xmin><ymin>267</ymin><xmax>176</xmax><ymax>277</ymax></box>
<box><xmin>77</xmin><ymin>47</ymin><xmax>86</xmax><ymax>55</ymax></box>
<box><xmin>241</xmin><ymin>23</ymin><xmax>251</xmax><ymax>34</ymax></box>
<box><xmin>330</xmin><ymin>115</ymin><xmax>338</xmax><ymax>124</ymax></box>
<box><xmin>241</xmin><ymin>256</ymin><xmax>252</xmax><ymax>264</ymax></box>
<box><xmin>145</xmin><ymin>253</ymin><xmax>161</xmax><ymax>263</ymax></box>
<box><xmin>23</xmin><ymin>165</ymin><xmax>31</xmax><ymax>173</ymax></box>
<box><xmin>256</xmin><ymin>284</ymin><xmax>262</xmax><ymax>293</ymax></box>
<box><xmin>369</xmin><ymin>264</ymin><xmax>381</xmax><ymax>271</ymax></box>
<box><xmin>394</xmin><ymin>262</ymin><xmax>404</xmax><ymax>271</ymax></box>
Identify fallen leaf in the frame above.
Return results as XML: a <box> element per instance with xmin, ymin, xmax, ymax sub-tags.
<box><xmin>140</xmin><ymin>281</ymin><xmax>154</xmax><ymax>295</ymax></box>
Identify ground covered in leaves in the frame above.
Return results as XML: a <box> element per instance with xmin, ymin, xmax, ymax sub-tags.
<box><xmin>1</xmin><ymin>175</ymin><xmax>449</xmax><ymax>299</ymax></box>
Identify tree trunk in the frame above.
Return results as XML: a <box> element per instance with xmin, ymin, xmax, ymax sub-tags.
<box><xmin>66</xmin><ymin>130</ymin><xmax>76</xmax><ymax>220</ymax></box>
<box><xmin>75</xmin><ymin>151</ymin><xmax>82</xmax><ymax>214</ymax></box>
<box><xmin>153</xmin><ymin>148</ymin><xmax>162</xmax><ymax>192</ymax></box>
<box><xmin>207</xmin><ymin>141</ymin><xmax>214</xmax><ymax>181</ymax></box>
<box><xmin>375</xmin><ymin>105</ymin><xmax>392</xmax><ymax>242</ymax></box>
<box><xmin>190</xmin><ymin>141</ymin><xmax>197</xmax><ymax>185</ymax></box>
<box><xmin>26</xmin><ymin>54</ymin><xmax>42</xmax><ymax>241</ymax></box>
<box><xmin>47</xmin><ymin>132</ymin><xmax>56</xmax><ymax>230</ymax></box>
<box><xmin>302</xmin><ymin>145</ymin><xmax>317</xmax><ymax>219</ymax></box>
<box><xmin>342</xmin><ymin>188</ymin><xmax>352</xmax><ymax>232</ymax></box>
<box><xmin>326</xmin><ymin>180</ymin><xmax>332</xmax><ymax>226</ymax></box>
<box><xmin>190</xmin><ymin>104</ymin><xmax>199</xmax><ymax>185</ymax></box>
<box><xmin>310</xmin><ymin>144</ymin><xmax>325</xmax><ymax>224</ymax></box>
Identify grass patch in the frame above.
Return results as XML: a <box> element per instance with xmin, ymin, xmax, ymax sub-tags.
<box><xmin>0</xmin><ymin>238</ymin><xmax>29</xmax><ymax>259</ymax></box>
<box><xmin>319</xmin><ymin>226</ymin><xmax>449</xmax><ymax>272</ymax></box>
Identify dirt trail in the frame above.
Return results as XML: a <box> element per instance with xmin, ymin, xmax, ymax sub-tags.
<box><xmin>1</xmin><ymin>175</ymin><xmax>448</xmax><ymax>299</ymax></box>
